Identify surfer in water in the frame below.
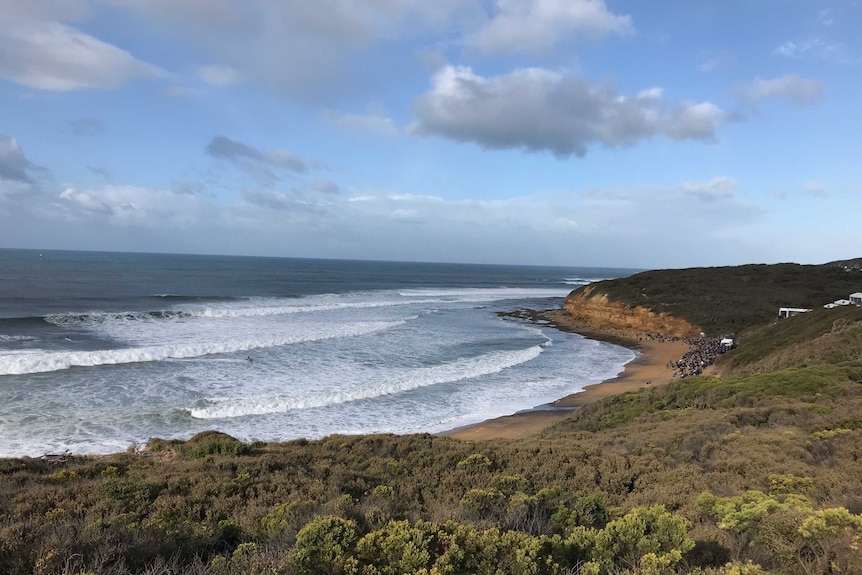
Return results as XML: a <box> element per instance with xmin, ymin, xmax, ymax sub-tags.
<box><xmin>246</xmin><ymin>355</ymin><xmax>253</xmax><ymax>363</ymax></box>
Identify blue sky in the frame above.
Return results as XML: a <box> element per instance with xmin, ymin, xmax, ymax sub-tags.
<box><xmin>0</xmin><ymin>0</ymin><xmax>859</xmax><ymax>268</ymax></box>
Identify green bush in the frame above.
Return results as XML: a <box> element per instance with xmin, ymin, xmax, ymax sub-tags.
<box><xmin>590</xmin><ymin>505</ymin><xmax>693</xmax><ymax>573</ymax></box>
<box><xmin>181</xmin><ymin>431</ymin><xmax>251</xmax><ymax>458</ymax></box>
<box><xmin>289</xmin><ymin>516</ymin><xmax>360</xmax><ymax>575</ymax></box>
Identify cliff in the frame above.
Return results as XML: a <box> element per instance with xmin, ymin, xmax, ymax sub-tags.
<box><xmin>564</xmin><ymin>285</ymin><xmax>701</xmax><ymax>338</ymax></box>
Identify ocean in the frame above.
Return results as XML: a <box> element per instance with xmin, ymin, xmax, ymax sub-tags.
<box><xmin>0</xmin><ymin>249</ymin><xmax>637</xmax><ymax>457</ymax></box>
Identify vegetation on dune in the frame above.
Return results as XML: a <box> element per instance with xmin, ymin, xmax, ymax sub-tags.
<box><xmin>2</xmin><ymin>262</ymin><xmax>862</xmax><ymax>574</ymax></box>
<box><xmin>570</xmin><ymin>263</ymin><xmax>862</xmax><ymax>335</ymax></box>
<box><xmin>714</xmin><ymin>305</ymin><xmax>862</xmax><ymax>377</ymax></box>
<box><xmin>826</xmin><ymin>257</ymin><xmax>862</xmax><ymax>271</ymax></box>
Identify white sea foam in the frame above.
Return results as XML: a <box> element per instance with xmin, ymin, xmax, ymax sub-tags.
<box><xmin>562</xmin><ymin>277</ymin><xmax>608</xmax><ymax>286</ymax></box>
<box><xmin>396</xmin><ymin>287</ymin><xmax>568</xmax><ymax>300</ymax></box>
<box><xmin>187</xmin><ymin>344</ymin><xmax>545</xmax><ymax>419</ymax></box>
<box><xmin>42</xmin><ymin>298</ymin><xmax>431</xmax><ymax>328</ymax></box>
<box><xmin>41</xmin><ymin>287</ymin><xmax>568</xmax><ymax>329</ymax></box>
<box><xmin>0</xmin><ymin>320</ymin><xmax>404</xmax><ymax>375</ymax></box>
<box><xmin>0</xmin><ymin>334</ymin><xmax>37</xmax><ymax>342</ymax></box>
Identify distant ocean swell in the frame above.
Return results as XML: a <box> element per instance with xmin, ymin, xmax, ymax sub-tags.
<box><xmin>0</xmin><ymin>319</ymin><xmax>407</xmax><ymax>375</ymax></box>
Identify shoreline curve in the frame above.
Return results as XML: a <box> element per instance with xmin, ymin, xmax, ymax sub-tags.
<box><xmin>442</xmin><ymin>309</ymin><xmax>689</xmax><ymax>441</ymax></box>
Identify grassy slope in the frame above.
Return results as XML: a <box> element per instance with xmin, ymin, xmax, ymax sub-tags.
<box><xmin>571</xmin><ymin>263</ymin><xmax>862</xmax><ymax>335</ymax></box>
<box><xmin>715</xmin><ymin>304</ymin><xmax>862</xmax><ymax>376</ymax></box>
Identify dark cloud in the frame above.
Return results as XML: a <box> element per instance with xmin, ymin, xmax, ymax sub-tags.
<box><xmin>171</xmin><ymin>181</ymin><xmax>205</xmax><ymax>196</ymax></box>
<box><xmin>87</xmin><ymin>165</ymin><xmax>111</xmax><ymax>179</ymax></box>
<box><xmin>241</xmin><ymin>189</ymin><xmax>323</xmax><ymax>213</ymax></box>
<box><xmin>410</xmin><ymin>66</ymin><xmax>723</xmax><ymax>158</ymax></box>
<box><xmin>0</xmin><ymin>135</ymin><xmax>35</xmax><ymax>183</ymax></box>
<box><xmin>305</xmin><ymin>179</ymin><xmax>340</xmax><ymax>195</ymax></box>
<box><xmin>71</xmin><ymin>118</ymin><xmax>106</xmax><ymax>137</ymax></box>
<box><xmin>206</xmin><ymin>136</ymin><xmax>309</xmax><ymax>184</ymax></box>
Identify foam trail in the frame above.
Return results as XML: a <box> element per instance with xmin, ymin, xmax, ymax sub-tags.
<box><xmin>0</xmin><ymin>335</ymin><xmax>37</xmax><ymax>342</ymax></box>
<box><xmin>562</xmin><ymin>277</ymin><xmax>609</xmax><ymax>286</ymax></box>
<box><xmin>0</xmin><ymin>320</ymin><xmax>403</xmax><ymax>375</ymax></box>
<box><xmin>188</xmin><ymin>344</ymin><xmax>545</xmax><ymax>419</ymax></box>
<box><xmin>41</xmin><ymin>298</ymin><xmax>431</xmax><ymax>327</ymax></box>
<box><xmin>41</xmin><ymin>287</ymin><xmax>568</xmax><ymax>327</ymax></box>
<box><xmin>397</xmin><ymin>288</ymin><xmax>568</xmax><ymax>300</ymax></box>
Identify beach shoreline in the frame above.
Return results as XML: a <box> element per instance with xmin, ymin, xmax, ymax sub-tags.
<box><xmin>443</xmin><ymin>308</ymin><xmax>689</xmax><ymax>441</ymax></box>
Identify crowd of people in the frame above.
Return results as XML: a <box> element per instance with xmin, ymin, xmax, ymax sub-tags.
<box><xmin>639</xmin><ymin>332</ymin><xmax>727</xmax><ymax>378</ymax></box>
<box><xmin>668</xmin><ymin>336</ymin><xmax>725</xmax><ymax>378</ymax></box>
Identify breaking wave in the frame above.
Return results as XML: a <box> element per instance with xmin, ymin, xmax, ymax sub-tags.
<box><xmin>0</xmin><ymin>320</ymin><xmax>404</xmax><ymax>375</ymax></box>
<box><xmin>186</xmin><ymin>344</ymin><xmax>545</xmax><ymax>419</ymax></box>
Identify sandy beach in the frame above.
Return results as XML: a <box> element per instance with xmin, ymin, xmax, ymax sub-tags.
<box><xmin>444</xmin><ymin>310</ymin><xmax>690</xmax><ymax>441</ymax></box>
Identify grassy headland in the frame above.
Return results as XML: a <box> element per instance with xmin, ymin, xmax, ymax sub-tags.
<box><xmin>568</xmin><ymin>263</ymin><xmax>862</xmax><ymax>335</ymax></box>
<box><xmin>1</xmin><ymin>262</ymin><xmax>861</xmax><ymax>575</ymax></box>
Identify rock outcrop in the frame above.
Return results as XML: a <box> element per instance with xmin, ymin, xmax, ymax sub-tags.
<box><xmin>565</xmin><ymin>286</ymin><xmax>700</xmax><ymax>339</ymax></box>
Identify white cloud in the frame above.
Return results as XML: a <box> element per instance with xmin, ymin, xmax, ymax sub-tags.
<box><xmin>0</xmin><ymin>170</ymin><xmax>781</xmax><ymax>267</ymax></box>
<box><xmin>802</xmin><ymin>180</ymin><xmax>829</xmax><ymax>197</ymax></box>
<box><xmin>198</xmin><ymin>64</ymin><xmax>242</xmax><ymax>85</ymax></box>
<box><xmin>773</xmin><ymin>38</ymin><xmax>851</xmax><ymax>63</ymax></box>
<box><xmin>818</xmin><ymin>9</ymin><xmax>835</xmax><ymax>26</ymax></box>
<box><xmin>735</xmin><ymin>74</ymin><xmax>824</xmax><ymax>103</ymax></box>
<box><xmin>680</xmin><ymin>177</ymin><xmax>738</xmax><ymax>201</ymax></box>
<box><xmin>54</xmin><ymin>184</ymin><xmax>217</xmax><ymax>226</ymax></box>
<box><xmin>698</xmin><ymin>57</ymin><xmax>721</xmax><ymax>72</ymax></box>
<box><xmin>103</xmin><ymin>0</ymin><xmax>484</xmax><ymax>101</ymax></box>
<box><xmin>0</xmin><ymin>0</ymin><xmax>91</xmax><ymax>25</ymax></box>
<box><xmin>324</xmin><ymin>111</ymin><xmax>398</xmax><ymax>137</ymax></box>
<box><xmin>410</xmin><ymin>65</ymin><xmax>723</xmax><ymax>157</ymax></box>
<box><xmin>0</xmin><ymin>20</ymin><xmax>165</xmax><ymax>91</ymax></box>
<box><xmin>474</xmin><ymin>0</ymin><xmax>633</xmax><ymax>55</ymax></box>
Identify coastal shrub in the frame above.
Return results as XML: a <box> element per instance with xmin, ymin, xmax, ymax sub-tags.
<box><xmin>767</xmin><ymin>474</ymin><xmax>814</xmax><ymax>496</ymax></box>
<box><xmin>98</xmin><ymin>478</ymin><xmax>165</xmax><ymax>524</ymax></box>
<box><xmin>551</xmin><ymin>491</ymin><xmax>610</xmax><ymax>531</ymax></box>
<box><xmin>459</xmin><ymin>488</ymin><xmax>506</xmax><ymax>519</ymax></box>
<box><xmin>589</xmin><ymin>505</ymin><xmax>693</xmax><ymax>573</ymax></box>
<box><xmin>48</xmin><ymin>469</ymin><xmax>78</xmax><ymax>483</ymax></box>
<box><xmin>492</xmin><ymin>474</ymin><xmax>529</xmax><ymax>495</ymax></box>
<box><xmin>289</xmin><ymin>516</ymin><xmax>359</xmax><ymax>575</ymax></box>
<box><xmin>182</xmin><ymin>431</ymin><xmax>251</xmax><ymax>459</ymax></box>
<box><xmin>456</xmin><ymin>453</ymin><xmax>493</xmax><ymax>470</ymax></box>
<box><xmin>796</xmin><ymin>507</ymin><xmax>862</xmax><ymax>575</ymax></box>
<box><xmin>260</xmin><ymin>500</ymin><xmax>319</xmax><ymax>537</ymax></box>
<box><xmin>697</xmin><ymin>490</ymin><xmax>862</xmax><ymax>572</ymax></box>
<box><xmin>425</xmin><ymin>522</ymin><xmax>560</xmax><ymax>575</ymax></box>
<box><xmin>714</xmin><ymin>561</ymin><xmax>770</xmax><ymax>575</ymax></box>
<box><xmin>354</xmin><ymin>519</ymin><xmax>436</xmax><ymax>574</ymax></box>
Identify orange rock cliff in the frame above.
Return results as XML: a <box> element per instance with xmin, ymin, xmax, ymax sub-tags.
<box><xmin>564</xmin><ymin>286</ymin><xmax>701</xmax><ymax>338</ymax></box>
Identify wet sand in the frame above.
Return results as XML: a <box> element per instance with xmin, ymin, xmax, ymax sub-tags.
<box><xmin>444</xmin><ymin>310</ymin><xmax>690</xmax><ymax>441</ymax></box>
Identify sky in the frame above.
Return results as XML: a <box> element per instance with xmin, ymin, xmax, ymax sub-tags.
<box><xmin>0</xmin><ymin>0</ymin><xmax>859</xmax><ymax>269</ymax></box>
